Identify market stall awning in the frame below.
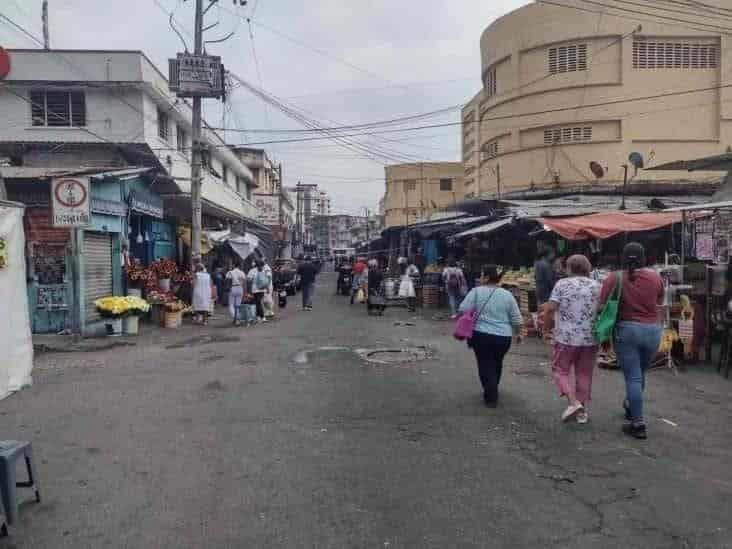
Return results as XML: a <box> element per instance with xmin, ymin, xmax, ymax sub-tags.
<box><xmin>452</xmin><ymin>217</ymin><xmax>513</xmax><ymax>239</ymax></box>
<box><xmin>539</xmin><ymin>212</ymin><xmax>682</xmax><ymax>240</ymax></box>
<box><xmin>647</xmin><ymin>153</ymin><xmax>732</xmax><ymax>172</ymax></box>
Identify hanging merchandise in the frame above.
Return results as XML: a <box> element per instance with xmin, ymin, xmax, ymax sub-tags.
<box><xmin>0</xmin><ymin>235</ymin><xmax>7</xmax><ymax>269</ymax></box>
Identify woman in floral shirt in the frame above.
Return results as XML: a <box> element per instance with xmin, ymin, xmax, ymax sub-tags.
<box><xmin>543</xmin><ymin>255</ymin><xmax>600</xmax><ymax>424</ymax></box>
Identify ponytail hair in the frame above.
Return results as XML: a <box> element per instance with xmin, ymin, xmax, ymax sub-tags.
<box><xmin>622</xmin><ymin>242</ymin><xmax>646</xmax><ymax>281</ymax></box>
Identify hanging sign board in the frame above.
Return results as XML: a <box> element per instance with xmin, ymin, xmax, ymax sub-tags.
<box><xmin>0</xmin><ymin>235</ymin><xmax>7</xmax><ymax>269</ymax></box>
<box><xmin>51</xmin><ymin>177</ymin><xmax>91</xmax><ymax>227</ymax></box>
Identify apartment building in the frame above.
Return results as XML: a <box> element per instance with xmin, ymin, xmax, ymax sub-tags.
<box><xmin>383</xmin><ymin>162</ymin><xmax>464</xmax><ymax>229</ymax></box>
<box><xmin>464</xmin><ymin>0</ymin><xmax>731</xmax><ymax>196</ymax></box>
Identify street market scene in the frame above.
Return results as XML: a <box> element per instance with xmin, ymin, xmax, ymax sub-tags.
<box><xmin>2</xmin><ymin>0</ymin><xmax>732</xmax><ymax>547</ymax></box>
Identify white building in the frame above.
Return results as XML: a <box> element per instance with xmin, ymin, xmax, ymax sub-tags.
<box><xmin>0</xmin><ymin>49</ymin><xmax>259</xmax><ymax>223</ymax></box>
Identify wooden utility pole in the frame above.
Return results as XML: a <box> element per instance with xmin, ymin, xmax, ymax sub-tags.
<box><xmin>189</xmin><ymin>0</ymin><xmax>204</xmax><ymax>265</ymax></box>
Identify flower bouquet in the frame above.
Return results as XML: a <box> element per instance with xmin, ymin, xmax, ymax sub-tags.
<box><xmin>125</xmin><ymin>261</ymin><xmax>155</xmax><ymax>289</ymax></box>
<box><xmin>95</xmin><ymin>296</ymin><xmax>150</xmax><ymax>318</ymax></box>
<box><xmin>151</xmin><ymin>259</ymin><xmax>178</xmax><ymax>290</ymax></box>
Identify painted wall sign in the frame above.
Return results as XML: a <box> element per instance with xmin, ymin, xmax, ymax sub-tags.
<box><xmin>51</xmin><ymin>177</ymin><xmax>91</xmax><ymax>227</ymax></box>
<box><xmin>129</xmin><ymin>189</ymin><xmax>164</xmax><ymax>219</ymax></box>
<box><xmin>91</xmin><ymin>198</ymin><xmax>128</xmax><ymax>217</ymax></box>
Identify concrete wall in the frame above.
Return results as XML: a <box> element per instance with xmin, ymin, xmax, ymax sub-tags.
<box><xmin>465</xmin><ymin>0</ymin><xmax>732</xmax><ymax>196</ymax></box>
<box><xmin>383</xmin><ymin>162</ymin><xmax>465</xmax><ymax>228</ymax></box>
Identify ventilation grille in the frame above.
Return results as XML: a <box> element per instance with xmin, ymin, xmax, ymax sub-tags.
<box><xmin>549</xmin><ymin>44</ymin><xmax>588</xmax><ymax>74</ymax></box>
<box><xmin>544</xmin><ymin>126</ymin><xmax>592</xmax><ymax>145</ymax></box>
<box><xmin>483</xmin><ymin>140</ymin><xmax>499</xmax><ymax>159</ymax></box>
<box><xmin>633</xmin><ymin>41</ymin><xmax>718</xmax><ymax>69</ymax></box>
<box><xmin>485</xmin><ymin>67</ymin><xmax>497</xmax><ymax>98</ymax></box>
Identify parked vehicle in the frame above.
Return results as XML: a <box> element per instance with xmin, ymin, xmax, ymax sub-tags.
<box><xmin>337</xmin><ymin>264</ymin><xmax>352</xmax><ymax>296</ymax></box>
<box><xmin>273</xmin><ymin>259</ymin><xmax>301</xmax><ymax>296</ymax></box>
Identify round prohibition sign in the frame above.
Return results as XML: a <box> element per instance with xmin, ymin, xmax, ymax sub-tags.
<box><xmin>54</xmin><ymin>179</ymin><xmax>88</xmax><ymax>208</ymax></box>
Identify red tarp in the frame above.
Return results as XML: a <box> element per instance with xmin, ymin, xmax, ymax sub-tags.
<box><xmin>539</xmin><ymin>212</ymin><xmax>682</xmax><ymax>240</ymax></box>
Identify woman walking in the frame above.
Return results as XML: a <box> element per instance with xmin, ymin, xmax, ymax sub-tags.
<box><xmin>543</xmin><ymin>255</ymin><xmax>600</xmax><ymax>424</ymax></box>
<box><xmin>399</xmin><ymin>258</ymin><xmax>420</xmax><ymax>312</ymax></box>
<box><xmin>459</xmin><ymin>265</ymin><xmax>523</xmax><ymax>407</ymax></box>
<box><xmin>248</xmin><ymin>259</ymin><xmax>272</xmax><ymax>323</ymax></box>
<box><xmin>443</xmin><ymin>259</ymin><xmax>467</xmax><ymax>318</ymax></box>
<box><xmin>598</xmin><ymin>242</ymin><xmax>664</xmax><ymax>439</ymax></box>
<box><xmin>225</xmin><ymin>261</ymin><xmax>247</xmax><ymax>326</ymax></box>
<box><xmin>192</xmin><ymin>263</ymin><xmax>213</xmax><ymax>325</ymax></box>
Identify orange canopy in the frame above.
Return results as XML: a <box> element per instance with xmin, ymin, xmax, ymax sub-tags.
<box><xmin>539</xmin><ymin>212</ymin><xmax>682</xmax><ymax>240</ymax></box>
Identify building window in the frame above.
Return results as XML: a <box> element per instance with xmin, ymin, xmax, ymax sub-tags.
<box><xmin>485</xmin><ymin>66</ymin><xmax>497</xmax><ymax>98</ymax></box>
<box><xmin>439</xmin><ymin>178</ymin><xmax>453</xmax><ymax>191</ymax></box>
<box><xmin>633</xmin><ymin>40</ymin><xmax>718</xmax><ymax>69</ymax></box>
<box><xmin>544</xmin><ymin>125</ymin><xmax>592</xmax><ymax>145</ymax></box>
<box><xmin>222</xmin><ymin>164</ymin><xmax>228</xmax><ymax>184</ymax></box>
<box><xmin>483</xmin><ymin>139</ymin><xmax>500</xmax><ymax>159</ymax></box>
<box><xmin>404</xmin><ymin>180</ymin><xmax>417</xmax><ymax>191</ymax></box>
<box><xmin>235</xmin><ymin>176</ymin><xmax>242</xmax><ymax>194</ymax></box>
<box><xmin>548</xmin><ymin>43</ymin><xmax>588</xmax><ymax>74</ymax></box>
<box><xmin>157</xmin><ymin>108</ymin><xmax>169</xmax><ymax>141</ymax></box>
<box><xmin>30</xmin><ymin>90</ymin><xmax>86</xmax><ymax>127</ymax></box>
<box><xmin>176</xmin><ymin>125</ymin><xmax>187</xmax><ymax>153</ymax></box>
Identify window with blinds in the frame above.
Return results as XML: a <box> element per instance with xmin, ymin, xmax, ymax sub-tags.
<box><xmin>544</xmin><ymin>126</ymin><xmax>592</xmax><ymax>145</ymax></box>
<box><xmin>30</xmin><ymin>90</ymin><xmax>86</xmax><ymax>127</ymax></box>
<box><xmin>483</xmin><ymin>140</ymin><xmax>499</xmax><ymax>159</ymax></box>
<box><xmin>633</xmin><ymin>40</ymin><xmax>718</xmax><ymax>69</ymax></box>
<box><xmin>485</xmin><ymin>67</ymin><xmax>497</xmax><ymax>98</ymax></box>
<box><xmin>548</xmin><ymin>43</ymin><xmax>588</xmax><ymax>74</ymax></box>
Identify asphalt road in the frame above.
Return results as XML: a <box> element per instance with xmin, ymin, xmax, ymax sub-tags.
<box><xmin>2</xmin><ymin>272</ymin><xmax>732</xmax><ymax>548</ymax></box>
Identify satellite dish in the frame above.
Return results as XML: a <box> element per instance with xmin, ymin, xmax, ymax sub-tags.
<box><xmin>589</xmin><ymin>161</ymin><xmax>605</xmax><ymax>179</ymax></box>
<box><xmin>628</xmin><ymin>152</ymin><xmax>645</xmax><ymax>169</ymax></box>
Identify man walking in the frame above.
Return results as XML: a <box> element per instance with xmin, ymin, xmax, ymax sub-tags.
<box><xmin>298</xmin><ymin>255</ymin><xmax>319</xmax><ymax>311</ymax></box>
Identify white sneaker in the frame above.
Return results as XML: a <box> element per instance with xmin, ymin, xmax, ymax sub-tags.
<box><xmin>561</xmin><ymin>403</ymin><xmax>584</xmax><ymax>422</ymax></box>
<box><xmin>576</xmin><ymin>410</ymin><xmax>589</xmax><ymax>424</ymax></box>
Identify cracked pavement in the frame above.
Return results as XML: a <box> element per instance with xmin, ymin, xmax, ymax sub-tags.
<box><xmin>2</xmin><ymin>272</ymin><xmax>732</xmax><ymax>548</ymax></box>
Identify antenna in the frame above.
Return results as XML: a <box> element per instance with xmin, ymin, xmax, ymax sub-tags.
<box><xmin>42</xmin><ymin>0</ymin><xmax>50</xmax><ymax>49</ymax></box>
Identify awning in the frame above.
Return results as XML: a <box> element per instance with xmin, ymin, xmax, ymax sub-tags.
<box><xmin>452</xmin><ymin>217</ymin><xmax>513</xmax><ymax>239</ymax></box>
<box><xmin>539</xmin><ymin>212</ymin><xmax>681</xmax><ymax>241</ymax></box>
<box><xmin>647</xmin><ymin>153</ymin><xmax>732</xmax><ymax>172</ymax></box>
<box><xmin>227</xmin><ymin>233</ymin><xmax>260</xmax><ymax>261</ymax></box>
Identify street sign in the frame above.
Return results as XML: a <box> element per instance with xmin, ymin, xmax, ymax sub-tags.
<box><xmin>168</xmin><ymin>53</ymin><xmax>225</xmax><ymax>98</ymax></box>
<box><xmin>51</xmin><ymin>177</ymin><xmax>91</xmax><ymax>227</ymax></box>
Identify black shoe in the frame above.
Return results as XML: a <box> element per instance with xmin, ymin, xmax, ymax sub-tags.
<box><xmin>622</xmin><ymin>422</ymin><xmax>647</xmax><ymax>439</ymax></box>
<box><xmin>484</xmin><ymin>400</ymin><xmax>498</xmax><ymax>408</ymax></box>
<box><xmin>623</xmin><ymin>400</ymin><xmax>632</xmax><ymax>421</ymax></box>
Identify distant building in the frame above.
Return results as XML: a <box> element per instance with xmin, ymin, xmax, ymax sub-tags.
<box><xmin>464</xmin><ymin>0</ymin><xmax>730</xmax><ymax>197</ymax></box>
<box><xmin>312</xmin><ymin>214</ymin><xmax>368</xmax><ymax>252</ymax></box>
<box><xmin>383</xmin><ymin>162</ymin><xmax>464</xmax><ymax>229</ymax></box>
<box><xmin>287</xmin><ymin>184</ymin><xmax>331</xmax><ymax>248</ymax></box>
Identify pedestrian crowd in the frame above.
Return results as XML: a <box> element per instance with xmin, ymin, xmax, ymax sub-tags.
<box><xmin>457</xmin><ymin>241</ymin><xmax>664</xmax><ymax>440</ymax></box>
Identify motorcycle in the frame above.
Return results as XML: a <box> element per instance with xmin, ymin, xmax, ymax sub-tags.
<box><xmin>337</xmin><ymin>267</ymin><xmax>352</xmax><ymax>296</ymax></box>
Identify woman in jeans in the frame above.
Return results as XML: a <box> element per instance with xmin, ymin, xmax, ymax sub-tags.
<box><xmin>598</xmin><ymin>242</ymin><xmax>664</xmax><ymax>439</ymax></box>
<box><xmin>459</xmin><ymin>265</ymin><xmax>523</xmax><ymax>407</ymax></box>
<box><xmin>543</xmin><ymin>255</ymin><xmax>600</xmax><ymax>424</ymax></box>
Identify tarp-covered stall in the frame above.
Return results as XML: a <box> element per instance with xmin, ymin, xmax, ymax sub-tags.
<box><xmin>0</xmin><ymin>201</ymin><xmax>33</xmax><ymax>400</ymax></box>
<box><xmin>540</xmin><ymin>212</ymin><xmax>681</xmax><ymax>241</ymax></box>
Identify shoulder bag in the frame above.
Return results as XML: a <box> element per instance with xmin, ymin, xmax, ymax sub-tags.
<box><xmin>593</xmin><ymin>271</ymin><xmax>623</xmax><ymax>344</ymax></box>
<box><xmin>453</xmin><ymin>288</ymin><xmax>497</xmax><ymax>341</ymax></box>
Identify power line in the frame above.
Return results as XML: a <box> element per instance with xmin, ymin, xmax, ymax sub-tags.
<box><xmin>0</xmin><ymin>12</ymin><xmax>44</xmax><ymax>46</ymax></box>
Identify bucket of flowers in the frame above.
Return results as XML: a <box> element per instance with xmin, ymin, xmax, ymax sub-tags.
<box><xmin>151</xmin><ymin>259</ymin><xmax>178</xmax><ymax>292</ymax></box>
<box><xmin>95</xmin><ymin>296</ymin><xmax>150</xmax><ymax>336</ymax></box>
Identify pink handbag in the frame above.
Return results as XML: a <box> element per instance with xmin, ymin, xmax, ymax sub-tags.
<box><xmin>453</xmin><ymin>289</ymin><xmax>496</xmax><ymax>341</ymax></box>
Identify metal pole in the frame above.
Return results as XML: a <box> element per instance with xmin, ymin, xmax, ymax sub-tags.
<box><xmin>0</xmin><ymin>169</ymin><xmax>7</xmax><ymax>201</ymax></box>
<box><xmin>619</xmin><ymin>164</ymin><xmax>628</xmax><ymax>211</ymax></box>
<box><xmin>496</xmin><ymin>163</ymin><xmax>501</xmax><ymax>199</ymax></box>
<box><xmin>681</xmin><ymin>209</ymin><xmax>687</xmax><ymax>283</ymax></box>
<box><xmin>189</xmin><ymin>0</ymin><xmax>204</xmax><ymax>266</ymax></box>
<box><xmin>42</xmin><ymin>0</ymin><xmax>50</xmax><ymax>50</ymax></box>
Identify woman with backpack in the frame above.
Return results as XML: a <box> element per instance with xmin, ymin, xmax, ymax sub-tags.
<box><xmin>443</xmin><ymin>260</ymin><xmax>467</xmax><ymax>319</ymax></box>
<box><xmin>598</xmin><ymin>242</ymin><xmax>664</xmax><ymax>440</ymax></box>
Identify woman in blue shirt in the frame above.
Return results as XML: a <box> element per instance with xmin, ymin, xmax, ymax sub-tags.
<box><xmin>459</xmin><ymin>265</ymin><xmax>523</xmax><ymax>407</ymax></box>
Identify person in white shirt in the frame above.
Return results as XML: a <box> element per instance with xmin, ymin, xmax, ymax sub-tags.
<box><xmin>247</xmin><ymin>259</ymin><xmax>272</xmax><ymax>322</ymax></box>
<box><xmin>226</xmin><ymin>261</ymin><xmax>247</xmax><ymax>325</ymax></box>
<box><xmin>192</xmin><ymin>263</ymin><xmax>212</xmax><ymax>325</ymax></box>
<box><xmin>443</xmin><ymin>260</ymin><xmax>467</xmax><ymax>318</ymax></box>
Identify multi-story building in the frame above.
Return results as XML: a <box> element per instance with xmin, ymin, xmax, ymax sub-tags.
<box><xmin>383</xmin><ymin>162</ymin><xmax>464</xmax><ymax>229</ymax></box>
<box><xmin>312</xmin><ymin>190</ymin><xmax>331</xmax><ymax>216</ymax></box>
<box><xmin>287</xmin><ymin>184</ymin><xmax>331</xmax><ymax>248</ymax></box>
<box><xmin>312</xmin><ymin>214</ymin><xmax>368</xmax><ymax>252</ymax></box>
<box><xmin>232</xmin><ymin>147</ymin><xmax>280</xmax><ymax>195</ymax></box>
<box><xmin>465</xmin><ymin>0</ymin><xmax>731</xmax><ymax>196</ymax></box>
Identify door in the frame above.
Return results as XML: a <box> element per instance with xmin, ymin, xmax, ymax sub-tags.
<box><xmin>83</xmin><ymin>232</ymin><xmax>113</xmax><ymax>324</ymax></box>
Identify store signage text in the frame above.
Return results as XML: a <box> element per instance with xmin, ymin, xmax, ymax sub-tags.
<box><xmin>51</xmin><ymin>177</ymin><xmax>91</xmax><ymax>227</ymax></box>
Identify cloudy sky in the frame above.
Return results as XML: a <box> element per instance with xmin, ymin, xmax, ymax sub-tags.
<box><xmin>1</xmin><ymin>0</ymin><xmax>531</xmax><ymax>214</ymax></box>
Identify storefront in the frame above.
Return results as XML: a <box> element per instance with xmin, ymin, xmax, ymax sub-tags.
<box><xmin>123</xmin><ymin>177</ymin><xmax>175</xmax><ymax>265</ymax></box>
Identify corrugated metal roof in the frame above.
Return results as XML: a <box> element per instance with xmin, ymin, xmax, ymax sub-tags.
<box><xmin>453</xmin><ymin>217</ymin><xmax>513</xmax><ymax>239</ymax></box>
<box><xmin>0</xmin><ymin>166</ymin><xmax>153</xmax><ymax>179</ymax></box>
<box><xmin>501</xmin><ymin>195</ymin><xmax>711</xmax><ymax>218</ymax></box>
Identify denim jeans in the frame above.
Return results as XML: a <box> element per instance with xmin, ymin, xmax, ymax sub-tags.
<box><xmin>447</xmin><ymin>291</ymin><xmax>460</xmax><ymax>316</ymax></box>
<box><xmin>614</xmin><ymin>321</ymin><xmax>663</xmax><ymax>423</ymax></box>
<box><xmin>302</xmin><ymin>282</ymin><xmax>314</xmax><ymax>308</ymax></box>
<box><xmin>228</xmin><ymin>286</ymin><xmax>243</xmax><ymax>322</ymax></box>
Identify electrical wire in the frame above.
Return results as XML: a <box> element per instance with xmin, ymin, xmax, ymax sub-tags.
<box><xmin>0</xmin><ymin>12</ymin><xmax>44</xmax><ymax>46</ymax></box>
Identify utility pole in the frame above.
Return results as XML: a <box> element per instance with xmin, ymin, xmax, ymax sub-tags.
<box><xmin>42</xmin><ymin>0</ymin><xmax>50</xmax><ymax>50</ymax></box>
<box><xmin>619</xmin><ymin>164</ymin><xmax>629</xmax><ymax>210</ymax></box>
<box><xmin>189</xmin><ymin>0</ymin><xmax>205</xmax><ymax>266</ymax></box>
<box><xmin>496</xmin><ymin>163</ymin><xmax>501</xmax><ymax>199</ymax></box>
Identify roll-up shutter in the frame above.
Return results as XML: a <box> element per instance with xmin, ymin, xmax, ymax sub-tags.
<box><xmin>83</xmin><ymin>232</ymin><xmax>113</xmax><ymax>323</ymax></box>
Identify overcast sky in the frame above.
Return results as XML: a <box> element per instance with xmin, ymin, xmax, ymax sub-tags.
<box><xmin>1</xmin><ymin>0</ymin><xmax>531</xmax><ymax>214</ymax></box>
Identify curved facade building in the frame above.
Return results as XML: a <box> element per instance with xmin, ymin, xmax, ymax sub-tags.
<box><xmin>463</xmin><ymin>0</ymin><xmax>731</xmax><ymax>197</ymax></box>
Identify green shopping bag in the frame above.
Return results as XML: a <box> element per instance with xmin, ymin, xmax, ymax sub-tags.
<box><xmin>594</xmin><ymin>272</ymin><xmax>623</xmax><ymax>344</ymax></box>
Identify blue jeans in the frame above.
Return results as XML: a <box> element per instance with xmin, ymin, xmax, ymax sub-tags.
<box><xmin>302</xmin><ymin>282</ymin><xmax>314</xmax><ymax>308</ymax></box>
<box><xmin>447</xmin><ymin>291</ymin><xmax>461</xmax><ymax>316</ymax></box>
<box><xmin>614</xmin><ymin>321</ymin><xmax>663</xmax><ymax>423</ymax></box>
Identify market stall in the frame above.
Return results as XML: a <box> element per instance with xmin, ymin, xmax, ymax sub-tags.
<box><xmin>0</xmin><ymin>201</ymin><xmax>33</xmax><ymax>400</ymax></box>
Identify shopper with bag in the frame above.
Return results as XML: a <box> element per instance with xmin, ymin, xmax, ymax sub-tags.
<box><xmin>542</xmin><ymin>255</ymin><xmax>600</xmax><ymax>424</ymax></box>
<box><xmin>597</xmin><ymin>242</ymin><xmax>664</xmax><ymax>439</ymax></box>
<box><xmin>399</xmin><ymin>259</ymin><xmax>420</xmax><ymax>312</ymax></box>
<box><xmin>457</xmin><ymin>265</ymin><xmax>523</xmax><ymax>407</ymax></box>
<box><xmin>248</xmin><ymin>259</ymin><xmax>272</xmax><ymax>322</ymax></box>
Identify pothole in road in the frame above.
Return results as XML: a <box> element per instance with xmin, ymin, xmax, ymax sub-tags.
<box><xmin>356</xmin><ymin>346</ymin><xmax>433</xmax><ymax>365</ymax></box>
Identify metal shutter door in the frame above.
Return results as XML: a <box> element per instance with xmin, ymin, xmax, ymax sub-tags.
<box><xmin>83</xmin><ymin>232</ymin><xmax>113</xmax><ymax>323</ymax></box>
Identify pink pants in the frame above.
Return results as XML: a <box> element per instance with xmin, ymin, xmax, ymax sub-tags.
<box><xmin>552</xmin><ymin>343</ymin><xmax>598</xmax><ymax>404</ymax></box>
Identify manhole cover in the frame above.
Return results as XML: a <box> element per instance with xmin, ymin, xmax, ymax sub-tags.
<box><xmin>356</xmin><ymin>346</ymin><xmax>433</xmax><ymax>364</ymax></box>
